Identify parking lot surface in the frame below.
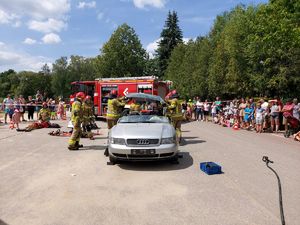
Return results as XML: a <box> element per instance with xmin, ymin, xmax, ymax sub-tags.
<box><xmin>0</xmin><ymin>120</ymin><xmax>299</xmax><ymax>225</ymax></box>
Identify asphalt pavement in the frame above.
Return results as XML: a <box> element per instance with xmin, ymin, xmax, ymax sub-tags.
<box><xmin>0</xmin><ymin>118</ymin><xmax>299</xmax><ymax>225</ymax></box>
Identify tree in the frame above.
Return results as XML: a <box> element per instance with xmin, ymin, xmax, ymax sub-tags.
<box><xmin>41</xmin><ymin>63</ymin><xmax>51</xmax><ymax>75</ymax></box>
<box><xmin>98</xmin><ymin>23</ymin><xmax>147</xmax><ymax>77</ymax></box>
<box><xmin>51</xmin><ymin>57</ymin><xmax>70</xmax><ymax>98</ymax></box>
<box><xmin>157</xmin><ymin>11</ymin><xmax>183</xmax><ymax>78</ymax></box>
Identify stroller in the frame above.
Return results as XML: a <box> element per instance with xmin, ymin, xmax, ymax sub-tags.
<box><xmin>283</xmin><ymin>104</ymin><xmax>300</xmax><ymax>138</ymax></box>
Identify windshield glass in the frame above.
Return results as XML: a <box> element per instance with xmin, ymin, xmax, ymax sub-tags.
<box><xmin>118</xmin><ymin>115</ymin><xmax>169</xmax><ymax>124</ymax></box>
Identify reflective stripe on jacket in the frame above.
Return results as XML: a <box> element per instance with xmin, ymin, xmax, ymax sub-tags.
<box><xmin>107</xmin><ymin>99</ymin><xmax>125</xmax><ymax>119</ymax></box>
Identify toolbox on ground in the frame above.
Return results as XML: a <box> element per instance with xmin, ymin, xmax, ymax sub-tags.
<box><xmin>200</xmin><ymin>162</ymin><xmax>222</xmax><ymax>175</ymax></box>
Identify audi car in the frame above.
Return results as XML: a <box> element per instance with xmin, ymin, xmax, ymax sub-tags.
<box><xmin>108</xmin><ymin>114</ymin><xmax>179</xmax><ymax>164</ymax></box>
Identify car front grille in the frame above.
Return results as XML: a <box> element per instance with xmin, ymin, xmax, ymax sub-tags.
<box><xmin>126</xmin><ymin>139</ymin><xmax>160</xmax><ymax>146</ymax></box>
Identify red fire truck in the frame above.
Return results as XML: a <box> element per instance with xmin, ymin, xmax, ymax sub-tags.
<box><xmin>70</xmin><ymin>76</ymin><xmax>170</xmax><ymax>117</ymax></box>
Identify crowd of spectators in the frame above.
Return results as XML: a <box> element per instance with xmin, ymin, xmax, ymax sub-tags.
<box><xmin>182</xmin><ymin>96</ymin><xmax>300</xmax><ymax>139</ymax></box>
<box><xmin>1</xmin><ymin>91</ymin><xmax>66</xmax><ymax>128</ymax></box>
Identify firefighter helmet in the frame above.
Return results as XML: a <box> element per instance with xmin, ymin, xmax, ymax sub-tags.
<box><xmin>76</xmin><ymin>92</ymin><xmax>86</xmax><ymax>100</ymax></box>
<box><xmin>85</xmin><ymin>95</ymin><xmax>92</xmax><ymax>100</ymax></box>
<box><xmin>110</xmin><ymin>90</ymin><xmax>118</xmax><ymax>98</ymax></box>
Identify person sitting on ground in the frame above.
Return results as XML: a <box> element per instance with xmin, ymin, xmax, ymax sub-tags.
<box><xmin>17</xmin><ymin>102</ymin><xmax>58</xmax><ymax>132</ymax></box>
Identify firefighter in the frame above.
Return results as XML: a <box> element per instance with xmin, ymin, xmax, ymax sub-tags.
<box><xmin>17</xmin><ymin>102</ymin><xmax>52</xmax><ymax>132</ymax></box>
<box><xmin>166</xmin><ymin>90</ymin><xmax>183</xmax><ymax>142</ymax></box>
<box><xmin>106</xmin><ymin>90</ymin><xmax>126</xmax><ymax>129</ymax></box>
<box><xmin>68</xmin><ymin>92</ymin><xmax>85</xmax><ymax>150</ymax></box>
<box><xmin>82</xmin><ymin>95</ymin><xmax>94</xmax><ymax>140</ymax></box>
<box><xmin>104</xmin><ymin>90</ymin><xmax>126</xmax><ymax>156</ymax></box>
<box><xmin>129</xmin><ymin>100</ymin><xmax>141</xmax><ymax>115</ymax></box>
<box><xmin>38</xmin><ymin>102</ymin><xmax>51</xmax><ymax>123</ymax></box>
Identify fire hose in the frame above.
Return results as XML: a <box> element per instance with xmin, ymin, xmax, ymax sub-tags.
<box><xmin>262</xmin><ymin>156</ymin><xmax>285</xmax><ymax>225</ymax></box>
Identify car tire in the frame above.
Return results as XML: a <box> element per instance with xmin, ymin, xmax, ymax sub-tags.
<box><xmin>109</xmin><ymin>156</ymin><xmax>118</xmax><ymax>165</ymax></box>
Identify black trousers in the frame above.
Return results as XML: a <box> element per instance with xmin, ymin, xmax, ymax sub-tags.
<box><xmin>28</xmin><ymin>108</ymin><xmax>34</xmax><ymax>120</ymax></box>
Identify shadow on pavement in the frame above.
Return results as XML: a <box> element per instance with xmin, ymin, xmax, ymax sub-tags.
<box><xmin>93</xmin><ymin>136</ymin><xmax>107</xmax><ymax>140</ymax></box>
<box><xmin>0</xmin><ymin>219</ymin><xmax>9</xmax><ymax>225</ymax></box>
<box><xmin>180</xmin><ymin>138</ymin><xmax>206</xmax><ymax>146</ymax></box>
<box><xmin>117</xmin><ymin>152</ymin><xmax>193</xmax><ymax>171</ymax></box>
<box><xmin>79</xmin><ymin>145</ymin><xmax>107</xmax><ymax>151</ymax></box>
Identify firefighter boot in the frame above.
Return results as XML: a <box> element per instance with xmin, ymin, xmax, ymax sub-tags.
<box><xmin>68</xmin><ymin>145</ymin><xmax>79</xmax><ymax>151</ymax></box>
<box><xmin>75</xmin><ymin>141</ymin><xmax>83</xmax><ymax>148</ymax></box>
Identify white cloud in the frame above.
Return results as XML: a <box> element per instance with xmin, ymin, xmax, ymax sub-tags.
<box><xmin>146</xmin><ymin>37</ymin><xmax>194</xmax><ymax>58</ymax></box>
<box><xmin>0</xmin><ymin>44</ymin><xmax>52</xmax><ymax>72</ymax></box>
<box><xmin>28</xmin><ymin>18</ymin><xmax>67</xmax><ymax>33</ymax></box>
<box><xmin>146</xmin><ymin>38</ymin><xmax>160</xmax><ymax>58</ymax></box>
<box><xmin>23</xmin><ymin>38</ymin><xmax>37</xmax><ymax>45</ymax></box>
<box><xmin>0</xmin><ymin>1</ymin><xmax>70</xmax><ymax>31</ymax></box>
<box><xmin>0</xmin><ymin>0</ymin><xmax>70</xmax><ymax>20</ymax></box>
<box><xmin>0</xmin><ymin>9</ymin><xmax>19</xmax><ymax>25</ymax></box>
<box><xmin>77</xmin><ymin>1</ymin><xmax>96</xmax><ymax>9</ymax></box>
<box><xmin>133</xmin><ymin>0</ymin><xmax>166</xmax><ymax>8</ymax></box>
<box><xmin>42</xmin><ymin>33</ymin><xmax>61</xmax><ymax>44</ymax></box>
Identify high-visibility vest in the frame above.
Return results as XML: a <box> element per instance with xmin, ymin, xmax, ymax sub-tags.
<box><xmin>130</xmin><ymin>103</ymin><xmax>141</xmax><ymax>113</ymax></box>
<box><xmin>39</xmin><ymin>108</ymin><xmax>51</xmax><ymax>122</ymax></box>
<box><xmin>107</xmin><ymin>98</ymin><xmax>125</xmax><ymax>119</ymax></box>
<box><xmin>82</xmin><ymin>102</ymin><xmax>93</xmax><ymax>123</ymax></box>
<box><xmin>71</xmin><ymin>100</ymin><xmax>83</xmax><ymax>126</ymax></box>
<box><xmin>167</xmin><ymin>99</ymin><xmax>183</xmax><ymax>120</ymax></box>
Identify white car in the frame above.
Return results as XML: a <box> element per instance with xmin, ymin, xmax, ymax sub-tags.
<box><xmin>108</xmin><ymin>114</ymin><xmax>179</xmax><ymax>164</ymax></box>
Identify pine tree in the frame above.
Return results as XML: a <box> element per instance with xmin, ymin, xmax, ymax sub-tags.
<box><xmin>157</xmin><ymin>11</ymin><xmax>183</xmax><ymax>78</ymax></box>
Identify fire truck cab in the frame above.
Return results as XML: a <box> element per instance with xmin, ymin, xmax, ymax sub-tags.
<box><xmin>70</xmin><ymin>76</ymin><xmax>170</xmax><ymax>118</ymax></box>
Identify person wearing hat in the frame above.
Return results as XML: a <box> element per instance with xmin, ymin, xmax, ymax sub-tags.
<box><xmin>68</xmin><ymin>92</ymin><xmax>85</xmax><ymax>150</ymax></box>
<box><xmin>166</xmin><ymin>90</ymin><xmax>183</xmax><ymax>142</ymax></box>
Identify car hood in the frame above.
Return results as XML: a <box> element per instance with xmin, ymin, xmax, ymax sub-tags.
<box><xmin>111</xmin><ymin>123</ymin><xmax>174</xmax><ymax>139</ymax></box>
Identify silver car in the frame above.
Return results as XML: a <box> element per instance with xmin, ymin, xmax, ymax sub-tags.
<box><xmin>108</xmin><ymin>114</ymin><xmax>179</xmax><ymax>164</ymax></box>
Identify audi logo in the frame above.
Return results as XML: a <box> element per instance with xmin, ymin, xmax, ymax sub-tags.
<box><xmin>136</xmin><ymin>139</ymin><xmax>150</xmax><ymax>145</ymax></box>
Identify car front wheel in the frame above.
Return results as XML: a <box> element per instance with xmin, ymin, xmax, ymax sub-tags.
<box><xmin>109</xmin><ymin>155</ymin><xmax>118</xmax><ymax>165</ymax></box>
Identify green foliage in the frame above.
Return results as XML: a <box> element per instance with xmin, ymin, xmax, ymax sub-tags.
<box><xmin>166</xmin><ymin>2</ymin><xmax>299</xmax><ymax>99</ymax></box>
<box><xmin>157</xmin><ymin>11</ymin><xmax>183</xmax><ymax>78</ymax></box>
<box><xmin>97</xmin><ymin>23</ymin><xmax>147</xmax><ymax>77</ymax></box>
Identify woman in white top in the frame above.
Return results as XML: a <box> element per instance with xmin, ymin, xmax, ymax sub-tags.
<box><xmin>203</xmin><ymin>100</ymin><xmax>210</xmax><ymax>122</ymax></box>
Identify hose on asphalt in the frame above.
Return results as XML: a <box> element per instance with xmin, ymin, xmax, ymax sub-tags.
<box><xmin>262</xmin><ymin>156</ymin><xmax>286</xmax><ymax>225</ymax></box>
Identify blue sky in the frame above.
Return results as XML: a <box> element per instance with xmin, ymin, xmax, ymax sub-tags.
<box><xmin>0</xmin><ymin>0</ymin><xmax>268</xmax><ymax>72</ymax></box>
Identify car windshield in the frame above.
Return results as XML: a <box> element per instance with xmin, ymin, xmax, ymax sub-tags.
<box><xmin>118</xmin><ymin>115</ymin><xmax>169</xmax><ymax>124</ymax></box>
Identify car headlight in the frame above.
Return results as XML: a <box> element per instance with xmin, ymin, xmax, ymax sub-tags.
<box><xmin>110</xmin><ymin>138</ymin><xmax>126</xmax><ymax>145</ymax></box>
<box><xmin>161</xmin><ymin>137</ymin><xmax>175</xmax><ymax>144</ymax></box>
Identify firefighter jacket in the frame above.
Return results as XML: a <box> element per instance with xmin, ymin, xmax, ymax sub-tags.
<box><xmin>107</xmin><ymin>98</ymin><xmax>125</xmax><ymax>119</ymax></box>
<box><xmin>38</xmin><ymin>108</ymin><xmax>51</xmax><ymax>122</ymax></box>
<box><xmin>130</xmin><ymin>103</ymin><xmax>141</xmax><ymax>113</ymax></box>
<box><xmin>71</xmin><ymin>100</ymin><xmax>83</xmax><ymax>127</ymax></box>
<box><xmin>166</xmin><ymin>99</ymin><xmax>183</xmax><ymax>120</ymax></box>
<box><xmin>82</xmin><ymin>102</ymin><xmax>93</xmax><ymax>123</ymax></box>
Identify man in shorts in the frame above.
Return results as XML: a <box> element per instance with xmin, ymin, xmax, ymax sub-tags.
<box><xmin>2</xmin><ymin>94</ymin><xmax>14</xmax><ymax>124</ymax></box>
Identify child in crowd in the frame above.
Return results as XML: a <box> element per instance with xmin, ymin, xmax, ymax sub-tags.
<box><xmin>12</xmin><ymin>109</ymin><xmax>21</xmax><ymax>129</ymax></box>
<box><xmin>244</xmin><ymin>104</ymin><xmax>254</xmax><ymax>130</ymax></box>
<box><xmin>255</xmin><ymin>103</ymin><xmax>264</xmax><ymax>133</ymax></box>
<box><xmin>57</xmin><ymin>98</ymin><xmax>65</xmax><ymax>120</ymax></box>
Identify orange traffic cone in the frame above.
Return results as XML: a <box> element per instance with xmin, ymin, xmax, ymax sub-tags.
<box><xmin>232</xmin><ymin>122</ymin><xmax>239</xmax><ymax>130</ymax></box>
